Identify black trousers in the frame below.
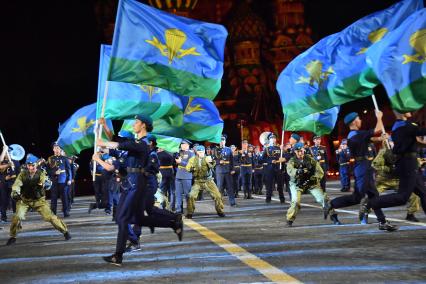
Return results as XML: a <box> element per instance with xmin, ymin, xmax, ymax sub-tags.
<box><xmin>50</xmin><ymin>182</ymin><xmax>69</xmax><ymax>216</ymax></box>
<box><xmin>368</xmin><ymin>158</ymin><xmax>426</xmax><ymax>214</ymax></box>
<box><xmin>264</xmin><ymin>167</ymin><xmax>285</xmax><ymax>202</ymax></box>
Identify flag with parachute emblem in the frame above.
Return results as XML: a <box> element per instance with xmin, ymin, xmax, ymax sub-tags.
<box><xmin>108</xmin><ymin>0</ymin><xmax>228</xmax><ymax>100</ymax></box>
<box><xmin>284</xmin><ymin>106</ymin><xmax>339</xmax><ymax>135</ymax></box>
<box><xmin>97</xmin><ymin>44</ymin><xmax>179</xmax><ymax>120</ymax></box>
<box><xmin>277</xmin><ymin>0</ymin><xmax>423</xmax><ymax>121</ymax></box>
<box><xmin>366</xmin><ymin>8</ymin><xmax>426</xmax><ymax>112</ymax></box>
<box><xmin>57</xmin><ymin>103</ymin><xmax>114</xmax><ymax>156</ymax></box>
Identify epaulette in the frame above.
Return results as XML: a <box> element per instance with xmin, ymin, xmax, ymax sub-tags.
<box><xmin>411</xmin><ymin>122</ymin><xmax>418</xmax><ymax>126</ymax></box>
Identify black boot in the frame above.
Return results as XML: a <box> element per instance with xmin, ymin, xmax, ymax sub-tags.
<box><xmin>379</xmin><ymin>221</ymin><xmax>398</xmax><ymax>232</ymax></box>
<box><xmin>112</xmin><ymin>206</ymin><xmax>117</xmax><ymax>222</ymax></box>
<box><xmin>286</xmin><ymin>220</ymin><xmax>293</xmax><ymax>227</ymax></box>
<box><xmin>6</xmin><ymin>237</ymin><xmax>16</xmax><ymax>246</ymax></box>
<box><xmin>88</xmin><ymin>203</ymin><xmax>96</xmax><ymax>214</ymax></box>
<box><xmin>173</xmin><ymin>214</ymin><xmax>183</xmax><ymax>241</ymax></box>
<box><xmin>64</xmin><ymin>232</ymin><xmax>72</xmax><ymax>240</ymax></box>
<box><xmin>323</xmin><ymin>201</ymin><xmax>332</xmax><ymax>220</ymax></box>
<box><xmin>330</xmin><ymin>214</ymin><xmax>342</xmax><ymax>225</ymax></box>
<box><xmin>102</xmin><ymin>253</ymin><xmax>123</xmax><ymax>266</ymax></box>
<box><xmin>406</xmin><ymin>214</ymin><xmax>419</xmax><ymax>222</ymax></box>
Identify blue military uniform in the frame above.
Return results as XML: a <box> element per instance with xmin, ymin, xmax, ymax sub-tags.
<box><xmin>262</xmin><ymin>133</ymin><xmax>285</xmax><ymax>203</ymax></box>
<box><xmin>240</xmin><ymin>146</ymin><xmax>254</xmax><ymax>199</ymax></box>
<box><xmin>310</xmin><ymin>137</ymin><xmax>329</xmax><ymax>192</ymax></box>
<box><xmin>47</xmin><ymin>151</ymin><xmax>72</xmax><ymax>217</ymax></box>
<box><xmin>253</xmin><ymin>149</ymin><xmax>264</xmax><ymax>195</ymax></box>
<box><xmin>329</xmin><ymin>113</ymin><xmax>388</xmax><ymax>225</ymax></box>
<box><xmin>89</xmin><ymin>156</ymin><xmax>110</xmax><ymax>213</ymax></box>
<box><xmin>175</xmin><ymin>140</ymin><xmax>194</xmax><ymax>214</ymax></box>
<box><xmin>0</xmin><ymin>159</ymin><xmax>20</xmax><ymax>221</ymax></box>
<box><xmin>158</xmin><ymin>150</ymin><xmax>175</xmax><ymax>210</ymax></box>
<box><xmin>213</xmin><ymin>140</ymin><xmax>236</xmax><ymax>206</ymax></box>
<box><xmin>336</xmin><ymin>139</ymin><xmax>351</xmax><ymax>192</ymax></box>
<box><xmin>367</xmin><ymin>119</ymin><xmax>426</xmax><ymax>215</ymax></box>
<box><xmin>231</xmin><ymin>147</ymin><xmax>241</xmax><ymax>198</ymax></box>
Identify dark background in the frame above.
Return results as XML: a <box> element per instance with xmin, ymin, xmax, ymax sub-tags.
<box><xmin>0</xmin><ymin>0</ymin><xmax>412</xmax><ymax>187</ymax></box>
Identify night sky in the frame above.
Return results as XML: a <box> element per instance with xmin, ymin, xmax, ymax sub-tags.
<box><xmin>1</xmin><ymin>0</ymin><xmax>412</xmax><ymax>178</ymax></box>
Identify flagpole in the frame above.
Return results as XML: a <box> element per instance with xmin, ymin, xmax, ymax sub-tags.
<box><xmin>0</xmin><ymin>130</ymin><xmax>15</xmax><ymax>171</ymax></box>
<box><xmin>280</xmin><ymin>114</ymin><xmax>286</xmax><ymax>170</ymax></box>
<box><xmin>371</xmin><ymin>94</ymin><xmax>390</xmax><ymax>148</ymax></box>
<box><xmin>92</xmin><ymin>80</ymin><xmax>110</xmax><ymax>181</ymax></box>
<box><xmin>240</xmin><ymin>119</ymin><xmax>244</xmax><ymax>149</ymax></box>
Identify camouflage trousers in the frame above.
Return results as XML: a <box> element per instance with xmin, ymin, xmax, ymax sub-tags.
<box><xmin>286</xmin><ymin>181</ymin><xmax>335</xmax><ymax>222</ymax></box>
<box><xmin>10</xmin><ymin>197</ymin><xmax>68</xmax><ymax>238</ymax></box>
<box><xmin>376</xmin><ymin>176</ymin><xmax>420</xmax><ymax>215</ymax></box>
<box><xmin>187</xmin><ymin>179</ymin><xmax>224</xmax><ymax>215</ymax></box>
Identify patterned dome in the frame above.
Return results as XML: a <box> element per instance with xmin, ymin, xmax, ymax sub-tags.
<box><xmin>227</xmin><ymin>1</ymin><xmax>267</xmax><ymax>43</ymax></box>
<box><xmin>148</xmin><ymin>0</ymin><xmax>198</xmax><ymax>12</ymax></box>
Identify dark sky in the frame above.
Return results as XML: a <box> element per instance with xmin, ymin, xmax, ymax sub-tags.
<box><xmin>0</xmin><ymin>0</ymin><xmax>413</xmax><ymax>173</ymax></box>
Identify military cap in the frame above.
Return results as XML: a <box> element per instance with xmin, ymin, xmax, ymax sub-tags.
<box><xmin>344</xmin><ymin>112</ymin><xmax>359</xmax><ymax>125</ymax></box>
<box><xmin>26</xmin><ymin>153</ymin><xmax>39</xmax><ymax>164</ymax></box>
<box><xmin>294</xmin><ymin>142</ymin><xmax>305</xmax><ymax>150</ymax></box>
<box><xmin>181</xmin><ymin>139</ymin><xmax>191</xmax><ymax>145</ymax></box>
<box><xmin>52</xmin><ymin>141</ymin><xmax>61</xmax><ymax>148</ymax></box>
<box><xmin>195</xmin><ymin>145</ymin><xmax>205</xmax><ymax>152</ymax></box>
<box><xmin>147</xmin><ymin>134</ymin><xmax>157</xmax><ymax>143</ymax></box>
<box><xmin>134</xmin><ymin>114</ymin><xmax>153</xmax><ymax>126</ymax></box>
<box><xmin>242</xmin><ymin>139</ymin><xmax>248</xmax><ymax>144</ymax></box>
<box><xmin>313</xmin><ymin>135</ymin><xmax>321</xmax><ymax>140</ymax></box>
<box><xmin>268</xmin><ymin>133</ymin><xmax>277</xmax><ymax>140</ymax></box>
<box><xmin>290</xmin><ymin>133</ymin><xmax>301</xmax><ymax>141</ymax></box>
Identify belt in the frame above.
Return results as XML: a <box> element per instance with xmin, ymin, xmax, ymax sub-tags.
<box><xmin>234</xmin><ymin>165</ymin><xmax>240</xmax><ymax>168</ymax></box>
<box><xmin>255</xmin><ymin>167</ymin><xmax>263</xmax><ymax>170</ymax></box>
<box><xmin>95</xmin><ymin>173</ymin><xmax>102</xmax><ymax>176</ymax></box>
<box><xmin>178</xmin><ymin>165</ymin><xmax>186</xmax><ymax>169</ymax></box>
<box><xmin>57</xmin><ymin>170</ymin><xmax>65</xmax><ymax>173</ymax></box>
<box><xmin>126</xmin><ymin>167</ymin><xmax>146</xmax><ymax>173</ymax></box>
<box><xmin>354</xmin><ymin>156</ymin><xmax>368</xmax><ymax>161</ymax></box>
<box><xmin>220</xmin><ymin>161</ymin><xmax>230</xmax><ymax>164</ymax></box>
<box><xmin>241</xmin><ymin>164</ymin><xmax>252</xmax><ymax>167</ymax></box>
<box><xmin>319</xmin><ymin>160</ymin><xmax>325</xmax><ymax>163</ymax></box>
<box><xmin>160</xmin><ymin>165</ymin><xmax>173</xmax><ymax>169</ymax></box>
<box><xmin>339</xmin><ymin>162</ymin><xmax>349</xmax><ymax>166</ymax></box>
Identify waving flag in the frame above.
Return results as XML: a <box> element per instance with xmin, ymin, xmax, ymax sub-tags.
<box><xmin>366</xmin><ymin>9</ymin><xmax>426</xmax><ymax>112</ymax></box>
<box><xmin>278</xmin><ymin>0</ymin><xmax>423</xmax><ymax>121</ymax></box>
<box><xmin>97</xmin><ymin>44</ymin><xmax>178</xmax><ymax>120</ymax></box>
<box><xmin>108</xmin><ymin>0</ymin><xmax>227</xmax><ymax>99</ymax></box>
<box><xmin>284</xmin><ymin>106</ymin><xmax>339</xmax><ymax>135</ymax></box>
<box><xmin>58</xmin><ymin>103</ymin><xmax>113</xmax><ymax>156</ymax></box>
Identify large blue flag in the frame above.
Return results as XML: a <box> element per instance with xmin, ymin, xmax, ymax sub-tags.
<box><xmin>108</xmin><ymin>0</ymin><xmax>228</xmax><ymax>100</ymax></box>
<box><xmin>97</xmin><ymin>44</ymin><xmax>178</xmax><ymax>120</ymax></box>
<box><xmin>284</xmin><ymin>106</ymin><xmax>340</xmax><ymax>135</ymax></box>
<box><xmin>58</xmin><ymin>103</ymin><xmax>114</xmax><ymax>156</ymax></box>
<box><xmin>366</xmin><ymin>8</ymin><xmax>426</xmax><ymax>112</ymax></box>
<box><xmin>277</xmin><ymin>0</ymin><xmax>423</xmax><ymax>121</ymax></box>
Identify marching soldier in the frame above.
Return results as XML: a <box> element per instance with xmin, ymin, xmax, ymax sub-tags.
<box><xmin>88</xmin><ymin>155</ymin><xmax>109</xmax><ymax>214</ymax></box>
<box><xmin>286</xmin><ymin>142</ymin><xmax>341</xmax><ymax>227</ymax></box>
<box><xmin>68</xmin><ymin>156</ymin><xmax>79</xmax><ymax>207</ymax></box>
<box><xmin>47</xmin><ymin>142</ymin><xmax>72</xmax><ymax>218</ymax></box>
<box><xmin>262</xmin><ymin>133</ymin><xmax>286</xmax><ymax>204</ymax></box>
<box><xmin>174</xmin><ymin>139</ymin><xmax>194</xmax><ymax>214</ymax></box>
<box><xmin>212</xmin><ymin>134</ymin><xmax>236</xmax><ymax>207</ymax></box>
<box><xmin>310</xmin><ymin>135</ymin><xmax>329</xmax><ymax>192</ymax></box>
<box><xmin>326</xmin><ymin>112</ymin><xmax>397</xmax><ymax>231</ymax></box>
<box><xmin>230</xmin><ymin>145</ymin><xmax>241</xmax><ymax>198</ymax></box>
<box><xmin>253</xmin><ymin>146</ymin><xmax>264</xmax><ymax>195</ymax></box>
<box><xmin>336</xmin><ymin>139</ymin><xmax>351</xmax><ymax>192</ymax></box>
<box><xmin>0</xmin><ymin>147</ymin><xmax>20</xmax><ymax>222</ymax></box>
<box><xmin>157</xmin><ymin>147</ymin><xmax>175</xmax><ymax>210</ymax></box>
<box><xmin>6</xmin><ymin>154</ymin><xmax>71</xmax><ymax>245</ymax></box>
<box><xmin>368</xmin><ymin>139</ymin><xmax>421</xmax><ymax>222</ymax></box>
<box><xmin>186</xmin><ymin>145</ymin><xmax>225</xmax><ymax>218</ymax></box>
<box><xmin>362</xmin><ymin>111</ymin><xmax>426</xmax><ymax>228</ymax></box>
<box><xmin>240</xmin><ymin>140</ymin><xmax>255</xmax><ymax>199</ymax></box>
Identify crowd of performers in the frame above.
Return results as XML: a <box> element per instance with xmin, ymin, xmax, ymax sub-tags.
<box><xmin>1</xmin><ymin>110</ymin><xmax>426</xmax><ymax>265</ymax></box>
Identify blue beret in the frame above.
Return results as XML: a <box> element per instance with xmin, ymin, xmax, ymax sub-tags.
<box><xmin>290</xmin><ymin>133</ymin><xmax>300</xmax><ymax>141</ymax></box>
<box><xmin>268</xmin><ymin>133</ymin><xmax>277</xmax><ymax>140</ymax></box>
<box><xmin>134</xmin><ymin>114</ymin><xmax>153</xmax><ymax>126</ymax></box>
<box><xmin>26</xmin><ymin>153</ymin><xmax>39</xmax><ymax>164</ymax></box>
<box><xmin>195</xmin><ymin>145</ymin><xmax>205</xmax><ymax>151</ymax></box>
<box><xmin>118</xmin><ymin>130</ymin><xmax>134</xmax><ymax>139</ymax></box>
<box><xmin>344</xmin><ymin>112</ymin><xmax>359</xmax><ymax>125</ymax></box>
<box><xmin>294</xmin><ymin>142</ymin><xmax>305</xmax><ymax>150</ymax></box>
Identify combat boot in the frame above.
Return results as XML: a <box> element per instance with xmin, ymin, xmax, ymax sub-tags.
<box><xmin>217</xmin><ymin>212</ymin><xmax>226</xmax><ymax>217</ymax></box>
<box><xmin>286</xmin><ymin>220</ymin><xmax>293</xmax><ymax>227</ymax></box>
<box><xmin>88</xmin><ymin>203</ymin><xmax>96</xmax><ymax>214</ymax></box>
<box><xmin>102</xmin><ymin>253</ymin><xmax>123</xmax><ymax>266</ymax></box>
<box><xmin>173</xmin><ymin>214</ymin><xmax>184</xmax><ymax>241</ymax></box>
<box><xmin>185</xmin><ymin>214</ymin><xmax>192</xmax><ymax>219</ymax></box>
<box><xmin>378</xmin><ymin>221</ymin><xmax>398</xmax><ymax>232</ymax></box>
<box><xmin>64</xmin><ymin>232</ymin><xmax>72</xmax><ymax>240</ymax></box>
<box><xmin>406</xmin><ymin>214</ymin><xmax>419</xmax><ymax>222</ymax></box>
<box><xmin>6</xmin><ymin>237</ymin><xmax>16</xmax><ymax>246</ymax></box>
<box><xmin>323</xmin><ymin>201</ymin><xmax>332</xmax><ymax>220</ymax></box>
<box><xmin>330</xmin><ymin>214</ymin><xmax>342</xmax><ymax>225</ymax></box>
<box><xmin>125</xmin><ymin>240</ymin><xmax>141</xmax><ymax>252</ymax></box>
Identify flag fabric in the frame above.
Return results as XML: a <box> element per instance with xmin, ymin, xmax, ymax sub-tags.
<box><xmin>277</xmin><ymin>0</ymin><xmax>423</xmax><ymax>121</ymax></box>
<box><xmin>120</xmin><ymin>120</ymin><xmax>182</xmax><ymax>153</ymax></box>
<box><xmin>284</xmin><ymin>106</ymin><xmax>339</xmax><ymax>135</ymax></box>
<box><xmin>57</xmin><ymin>103</ymin><xmax>114</xmax><ymax>156</ymax></box>
<box><xmin>366</xmin><ymin>9</ymin><xmax>426</xmax><ymax>112</ymax></box>
<box><xmin>121</xmin><ymin>95</ymin><xmax>224</xmax><ymax>143</ymax></box>
<box><xmin>108</xmin><ymin>0</ymin><xmax>228</xmax><ymax>99</ymax></box>
<box><xmin>97</xmin><ymin>44</ymin><xmax>178</xmax><ymax>120</ymax></box>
